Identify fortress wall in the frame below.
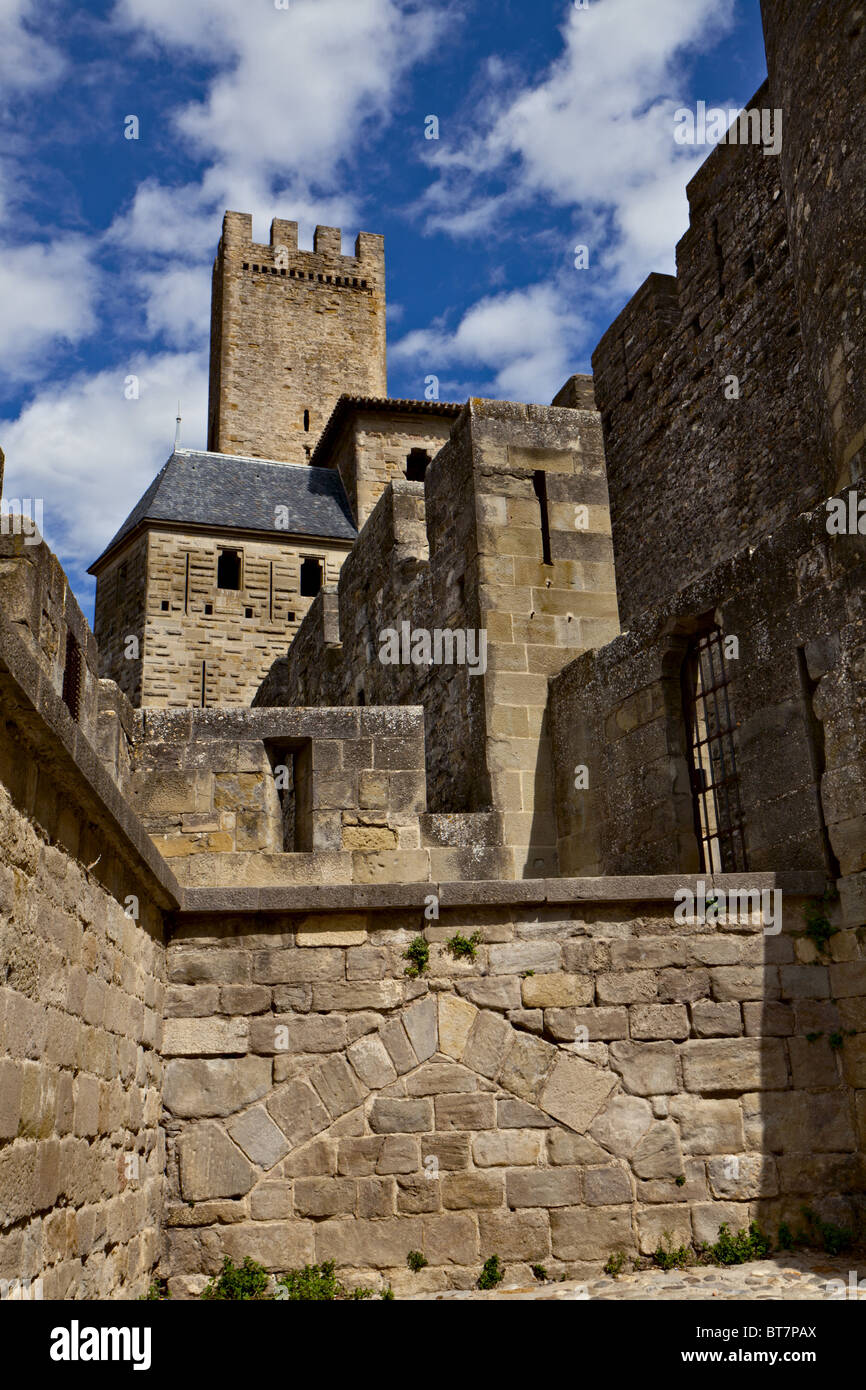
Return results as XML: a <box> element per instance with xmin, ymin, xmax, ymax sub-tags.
<box><xmin>761</xmin><ymin>0</ymin><xmax>866</xmax><ymax>490</ymax></box>
<box><xmin>141</xmin><ymin>529</ymin><xmax>351</xmax><ymax>710</ymax></box>
<box><xmin>0</xmin><ymin>580</ymin><xmax>179</xmax><ymax>1300</ymax></box>
<box><xmin>268</xmin><ymin>401</ymin><xmax>618</xmax><ymax>877</ymax></box>
<box><xmin>550</xmin><ymin>496</ymin><xmax>866</xmax><ymax>883</ymax></box>
<box><xmin>127</xmin><ymin>706</ymin><xmax>428</xmax><ymax>888</ymax></box>
<box><xmin>92</xmin><ymin>531</ymin><xmax>148</xmax><ymax>708</ymax></box>
<box><xmin>160</xmin><ymin>885</ymin><xmax>863</xmax><ymax>1298</ymax></box>
<box><xmin>592</xmin><ymin>87</ymin><xmax>823</xmax><ymax>628</ymax></box>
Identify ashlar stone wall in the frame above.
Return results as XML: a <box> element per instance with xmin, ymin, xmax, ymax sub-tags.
<box><xmin>160</xmin><ymin>887</ymin><xmax>865</xmax><ymax>1297</ymax></box>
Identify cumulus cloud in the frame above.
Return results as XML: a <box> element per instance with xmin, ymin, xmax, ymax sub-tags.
<box><xmin>391</xmin><ymin>283</ymin><xmax>587</xmax><ymax>404</ymax></box>
<box><xmin>0</xmin><ymin>353</ymin><xmax>209</xmax><ymax>602</ymax></box>
<box><xmin>0</xmin><ymin>0</ymin><xmax>65</xmax><ymax>95</ymax></box>
<box><xmin>0</xmin><ymin>238</ymin><xmax>100</xmax><ymax>380</ymax></box>
<box><xmin>419</xmin><ymin>0</ymin><xmax>737</xmax><ymax>289</ymax></box>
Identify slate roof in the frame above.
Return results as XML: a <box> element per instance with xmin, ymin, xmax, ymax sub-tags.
<box><xmin>89</xmin><ymin>449</ymin><xmax>357</xmax><ymax>572</ymax></box>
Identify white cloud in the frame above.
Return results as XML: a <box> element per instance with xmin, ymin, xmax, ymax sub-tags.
<box><xmin>419</xmin><ymin>0</ymin><xmax>736</xmax><ymax>289</ymax></box>
<box><xmin>392</xmin><ymin>283</ymin><xmax>587</xmax><ymax>404</ymax></box>
<box><xmin>0</xmin><ymin>238</ymin><xmax>100</xmax><ymax>379</ymax></box>
<box><xmin>0</xmin><ymin>353</ymin><xmax>209</xmax><ymax>587</ymax></box>
<box><xmin>137</xmin><ymin>264</ymin><xmax>212</xmax><ymax>348</ymax></box>
<box><xmin>0</xmin><ymin>0</ymin><xmax>65</xmax><ymax>95</ymax></box>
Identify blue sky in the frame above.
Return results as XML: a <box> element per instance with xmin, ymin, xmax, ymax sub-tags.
<box><xmin>0</xmin><ymin>0</ymin><xmax>768</xmax><ymax>621</ymax></box>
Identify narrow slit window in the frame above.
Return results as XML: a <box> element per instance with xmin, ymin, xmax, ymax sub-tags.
<box><xmin>303</xmin><ymin>410</ymin><xmax>310</xmax><ymax>432</ymax></box>
<box><xmin>217</xmin><ymin>548</ymin><xmax>242</xmax><ymax>590</ymax></box>
<box><xmin>533</xmin><ymin>470</ymin><xmax>553</xmax><ymax>565</ymax></box>
<box><xmin>682</xmin><ymin>626</ymin><xmax>747</xmax><ymax>873</ymax></box>
<box><xmin>299</xmin><ymin>556</ymin><xmax>323</xmax><ymax>597</ymax></box>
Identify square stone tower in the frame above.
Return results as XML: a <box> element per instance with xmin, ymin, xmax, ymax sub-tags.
<box><xmin>207</xmin><ymin>212</ymin><xmax>387</xmax><ymax>464</ymax></box>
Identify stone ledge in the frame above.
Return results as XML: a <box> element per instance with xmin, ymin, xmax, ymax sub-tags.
<box><xmin>0</xmin><ymin>605</ymin><xmax>182</xmax><ymax>911</ymax></box>
<box><xmin>176</xmin><ymin>871</ymin><xmax>826</xmax><ymax>917</ymax></box>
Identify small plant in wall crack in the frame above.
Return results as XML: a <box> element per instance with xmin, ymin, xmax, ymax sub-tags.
<box><xmin>445</xmin><ymin>931</ymin><xmax>481</xmax><ymax>962</ymax></box>
<box><xmin>477</xmin><ymin>1255</ymin><xmax>505</xmax><ymax>1290</ymax></box>
<box><xmin>406</xmin><ymin>1250</ymin><xmax>428</xmax><ymax>1272</ymax></box>
<box><xmin>803</xmin><ymin>890</ymin><xmax>839</xmax><ymax>955</ymax></box>
<box><xmin>403</xmin><ymin>935</ymin><xmax>430</xmax><ymax>978</ymax></box>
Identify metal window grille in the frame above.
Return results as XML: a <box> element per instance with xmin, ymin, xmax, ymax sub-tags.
<box><xmin>682</xmin><ymin>626</ymin><xmax>747</xmax><ymax>873</ymax></box>
<box><xmin>61</xmin><ymin>631</ymin><xmax>83</xmax><ymax>723</ymax></box>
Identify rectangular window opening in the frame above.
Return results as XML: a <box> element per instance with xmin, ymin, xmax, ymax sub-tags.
<box><xmin>300</xmin><ymin>556</ymin><xmax>323</xmax><ymax>597</ymax></box>
<box><xmin>682</xmin><ymin>626</ymin><xmax>747</xmax><ymax>873</ymax></box>
<box><xmin>217</xmin><ymin>548</ymin><xmax>242</xmax><ymax>590</ymax></box>
<box><xmin>62</xmin><ymin>631</ymin><xmax>83</xmax><ymax>723</ymax></box>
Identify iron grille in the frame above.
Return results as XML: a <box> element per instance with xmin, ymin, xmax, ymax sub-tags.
<box><xmin>682</xmin><ymin>626</ymin><xmax>747</xmax><ymax>873</ymax></box>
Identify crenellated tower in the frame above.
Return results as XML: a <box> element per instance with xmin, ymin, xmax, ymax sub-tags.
<box><xmin>207</xmin><ymin>211</ymin><xmax>387</xmax><ymax>464</ymax></box>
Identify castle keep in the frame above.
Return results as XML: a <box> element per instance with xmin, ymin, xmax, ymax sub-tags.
<box><xmin>0</xmin><ymin>0</ymin><xmax>864</xmax><ymax>1300</ymax></box>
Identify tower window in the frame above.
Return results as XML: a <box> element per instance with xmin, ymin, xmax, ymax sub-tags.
<box><xmin>217</xmin><ymin>548</ymin><xmax>242</xmax><ymax>590</ymax></box>
<box><xmin>303</xmin><ymin>409</ymin><xmax>310</xmax><ymax>432</ymax></box>
<box><xmin>405</xmin><ymin>448</ymin><xmax>430</xmax><ymax>482</ymax></box>
<box><xmin>204</xmin><ymin>603</ymin><xmax>213</xmax><ymax>616</ymax></box>
<box><xmin>161</xmin><ymin>600</ymin><xmax>170</xmax><ymax>611</ymax></box>
<box><xmin>61</xmin><ymin>631</ymin><xmax>83</xmax><ymax>723</ymax></box>
<box><xmin>299</xmin><ymin>557</ymin><xmax>323</xmax><ymax>597</ymax></box>
<box><xmin>682</xmin><ymin>625</ymin><xmax>747</xmax><ymax>873</ymax></box>
<box><xmin>287</xmin><ymin>611</ymin><xmax>296</xmax><ymax>623</ymax></box>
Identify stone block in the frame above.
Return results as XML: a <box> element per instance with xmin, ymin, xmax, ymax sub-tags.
<box><xmin>267</xmin><ymin>1080</ymin><xmax>330</xmax><ymax>1148</ymax></box>
<box><xmin>294</xmin><ymin>1177</ymin><xmax>356</xmax><ymax>1218</ymax></box>
<box><xmin>379</xmin><ymin>1019</ymin><xmax>418</xmax><ymax>1074</ymax></box>
<box><xmin>471</xmin><ymin>1130</ymin><xmax>543</xmax><ymax>1167</ymax></box>
<box><xmin>551</xmin><ymin>1207</ymin><xmax>634</xmax><ymax>1261</ymax></box>
<box><xmin>584</xmin><ymin>1165</ymin><xmax>632</xmax><ymax>1205</ymax></box>
<box><xmin>538</xmin><ymin>1053</ymin><xmax>617</xmax><ymax>1133</ymax></box>
<box><xmin>497</xmin><ymin>1098</ymin><xmax>555</xmax><ymax>1129</ymax></box>
<box><xmin>596</xmin><ymin>972</ymin><xmax>656</xmax><ymax>1005</ymax></box>
<box><xmin>402</xmin><ymin>996</ymin><xmax>438</xmax><ymax>1062</ymax></box>
<box><xmin>463</xmin><ymin>1011</ymin><xmax>513</xmax><ymax>1079</ymax></box>
<box><xmin>434</xmin><ymin>1094</ymin><xmax>496</xmax><ymax>1131</ymax></box>
<box><xmin>406</xmin><ymin>1062</ymin><xmax>477</xmax><ymax>1096</ymax></box>
<box><xmin>630</xmin><ymin>1004</ymin><xmax>690</xmax><ymax>1040</ymax></box>
<box><xmin>315</xmin><ymin>1217</ymin><xmax>422</xmax><ymax>1268</ymax></box>
<box><xmin>312</xmin><ymin>980</ymin><xmax>404</xmax><ymax>1011</ymax></box>
<box><xmin>422</xmin><ymin>1212</ymin><xmax>479</xmax><ymax>1265</ymax></box>
<box><xmin>498</xmin><ymin>1032</ymin><xmax>556</xmax><ymax>1103</ymax></box>
<box><xmin>690</xmin><ymin>1002</ymin><xmax>742</xmax><ymax>1037</ymax></box>
<box><xmin>312</xmin><ymin>1055</ymin><xmax>368</xmax><ymax>1118</ymax></box>
<box><xmin>669</xmin><ymin>1097</ymin><xmax>745</xmax><ymax>1155</ymax></box>
<box><xmin>681</xmin><ymin>1039</ymin><xmax>788</xmax><ymax>1093</ymax></box>
<box><xmin>437</xmin><ymin>995</ymin><xmax>477</xmax><ymax>1059</ymax></box>
<box><xmin>177</xmin><ymin>1122</ymin><xmax>256</xmax><ymax>1202</ymax></box>
<box><xmin>631</xmin><ymin>1121</ymin><xmax>682</xmax><ymax>1180</ymax></box>
<box><xmin>368</xmin><ymin>1098</ymin><xmax>433</xmax><ymax>1134</ymax></box>
<box><xmin>588</xmin><ymin>1094</ymin><xmax>653</xmax><ymax>1158</ymax></box>
<box><xmin>441</xmin><ymin>1171</ymin><xmax>504</xmax><ymax>1209</ymax></box>
<box><xmin>162</xmin><ymin>1017</ymin><xmax>249</xmax><ymax>1056</ymax></box>
<box><xmin>347</xmin><ymin>1034</ymin><xmax>398</xmax><ymax>1090</ymax></box>
<box><xmin>637</xmin><ymin>1204</ymin><xmax>692</xmax><ymax>1254</ymax></box>
<box><xmin>226</xmin><ymin>1106</ymin><xmax>290</xmax><ymax>1170</ymax></box>
<box><xmin>376</xmin><ymin>1136</ymin><xmax>421</xmax><ymax>1174</ymax></box>
<box><xmin>478</xmin><ymin>1210</ymin><xmax>550</xmax><ymax>1260</ymax></box>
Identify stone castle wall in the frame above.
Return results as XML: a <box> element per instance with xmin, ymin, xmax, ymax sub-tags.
<box><xmin>96</xmin><ymin>527</ymin><xmax>352</xmax><ymax>710</ymax></box>
<box><xmin>549</xmin><ymin>492</ymin><xmax>866</xmax><ymax>883</ymax></box>
<box><xmin>161</xmin><ymin>883</ymin><xmax>863</xmax><ymax>1297</ymax></box>
<box><xmin>208</xmin><ymin>212</ymin><xmax>387</xmax><ymax>464</ymax></box>
<box><xmin>259</xmin><ymin>398</ymin><xmax>619</xmax><ymax>879</ymax></box>
<box><xmin>592</xmin><ymin>84</ymin><xmax>823</xmax><ymax>628</ymax></box>
<box><xmin>760</xmin><ymin>0</ymin><xmax>866</xmax><ymax>490</ymax></box>
<box><xmin>0</xmin><ymin>575</ymin><xmax>180</xmax><ymax>1299</ymax></box>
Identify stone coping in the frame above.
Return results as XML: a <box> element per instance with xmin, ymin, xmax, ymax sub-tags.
<box><xmin>177</xmin><ymin>871</ymin><xmax>826</xmax><ymax>917</ymax></box>
<box><xmin>0</xmin><ymin>606</ymin><xmax>183</xmax><ymax>911</ymax></box>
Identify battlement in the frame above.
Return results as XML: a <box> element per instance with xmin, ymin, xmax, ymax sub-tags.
<box><xmin>219</xmin><ymin>210</ymin><xmax>384</xmax><ymax>280</ymax></box>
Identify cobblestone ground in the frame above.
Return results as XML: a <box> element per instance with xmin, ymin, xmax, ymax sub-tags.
<box><xmin>401</xmin><ymin>1254</ymin><xmax>866</xmax><ymax>1300</ymax></box>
